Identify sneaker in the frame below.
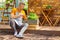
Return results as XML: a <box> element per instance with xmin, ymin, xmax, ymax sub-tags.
<box><xmin>16</xmin><ymin>34</ymin><xmax>24</xmax><ymax>38</ymax></box>
<box><xmin>14</xmin><ymin>32</ymin><xmax>18</xmax><ymax>36</ymax></box>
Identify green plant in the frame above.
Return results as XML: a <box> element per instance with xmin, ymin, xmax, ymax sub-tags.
<box><xmin>6</xmin><ymin>0</ymin><xmax>13</xmax><ymax>4</ymax></box>
<box><xmin>46</xmin><ymin>5</ymin><xmax>52</xmax><ymax>9</ymax></box>
<box><xmin>28</xmin><ymin>12</ymin><xmax>38</xmax><ymax>20</ymax></box>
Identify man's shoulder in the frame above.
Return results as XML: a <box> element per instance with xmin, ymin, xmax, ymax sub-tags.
<box><xmin>11</xmin><ymin>8</ymin><xmax>17</xmax><ymax>14</ymax></box>
<box><xmin>22</xmin><ymin>10</ymin><xmax>25</xmax><ymax>12</ymax></box>
<box><xmin>21</xmin><ymin>10</ymin><xmax>25</xmax><ymax>14</ymax></box>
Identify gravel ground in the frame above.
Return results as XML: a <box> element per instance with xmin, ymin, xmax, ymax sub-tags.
<box><xmin>0</xmin><ymin>30</ymin><xmax>60</xmax><ymax>40</ymax></box>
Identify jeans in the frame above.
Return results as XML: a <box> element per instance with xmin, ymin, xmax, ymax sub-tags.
<box><xmin>10</xmin><ymin>19</ymin><xmax>28</xmax><ymax>35</ymax></box>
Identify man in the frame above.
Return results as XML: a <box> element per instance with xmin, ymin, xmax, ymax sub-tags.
<box><xmin>10</xmin><ymin>2</ymin><xmax>28</xmax><ymax>38</ymax></box>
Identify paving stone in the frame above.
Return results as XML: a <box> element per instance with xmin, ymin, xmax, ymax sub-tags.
<box><xmin>0</xmin><ymin>25</ymin><xmax>60</xmax><ymax>40</ymax></box>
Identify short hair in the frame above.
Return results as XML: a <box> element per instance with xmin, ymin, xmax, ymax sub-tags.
<box><xmin>19</xmin><ymin>2</ymin><xmax>25</xmax><ymax>6</ymax></box>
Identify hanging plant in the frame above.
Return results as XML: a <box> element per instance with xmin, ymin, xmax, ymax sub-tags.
<box><xmin>46</xmin><ymin>5</ymin><xmax>52</xmax><ymax>9</ymax></box>
<box><xmin>5</xmin><ymin>0</ymin><xmax>13</xmax><ymax>9</ymax></box>
<box><xmin>6</xmin><ymin>0</ymin><xmax>13</xmax><ymax>4</ymax></box>
<box><xmin>24</xmin><ymin>2</ymin><xmax>28</xmax><ymax>10</ymax></box>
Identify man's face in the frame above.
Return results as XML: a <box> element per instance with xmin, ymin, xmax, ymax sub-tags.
<box><xmin>19</xmin><ymin>4</ymin><xmax>25</xmax><ymax>10</ymax></box>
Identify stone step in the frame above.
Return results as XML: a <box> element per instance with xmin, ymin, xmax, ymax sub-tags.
<box><xmin>0</xmin><ymin>25</ymin><xmax>60</xmax><ymax>31</ymax></box>
<box><xmin>0</xmin><ymin>25</ymin><xmax>60</xmax><ymax>36</ymax></box>
<box><xmin>0</xmin><ymin>25</ymin><xmax>37</xmax><ymax>30</ymax></box>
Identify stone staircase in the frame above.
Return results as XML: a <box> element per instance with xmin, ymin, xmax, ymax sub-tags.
<box><xmin>0</xmin><ymin>25</ymin><xmax>60</xmax><ymax>36</ymax></box>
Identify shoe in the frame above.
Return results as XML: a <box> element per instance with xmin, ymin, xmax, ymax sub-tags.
<box><xmin>14</xmin><ymin>32</ymin><xmax>18</xmax><ymax>36</ymax></box>
<box><xmin>16</xmin><ymin>34</ymin><xmax>24</xmax><ymax>38</ymax></box>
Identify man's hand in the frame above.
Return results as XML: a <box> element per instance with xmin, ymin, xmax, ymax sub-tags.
<box><xmin>19</xmin><ymin>14</ymin><xmax>24</xmax><ymax>17</ymax></box>
<box><xmin>23</xmin><ymin>18</ymin><xmax>28</xmax><ymax>23</ymax></box>
<box><xmin>11</xmin><ymin>13</ymin><xmax>23</xmax><ymax>19</ymax></box>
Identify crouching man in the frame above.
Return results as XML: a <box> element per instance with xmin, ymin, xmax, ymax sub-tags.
<box><xmin>10</xmin><ymin>2</ymin><xmax>28</xmax><ymax>38</ymax></box>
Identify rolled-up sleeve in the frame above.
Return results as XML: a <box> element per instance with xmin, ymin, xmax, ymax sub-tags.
<box><xmin>21</xmin><ymin>10</ymin><xmax>27</xmax><ymax>20</ymax></box>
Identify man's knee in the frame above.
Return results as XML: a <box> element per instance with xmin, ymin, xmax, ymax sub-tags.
<box><xmin>10</xmin><ymin>19</ymin><xmax>15</xmax><ymax>22</ymax></box>
<box><xmin>24</xmin><ymin>23</ymin><xmax>29</xmax><ymax>27</ymax></box>
<box><xmin>10</xmin><ymin>19</ymin><xmax>15</xmax><ymax>27</ymax></box>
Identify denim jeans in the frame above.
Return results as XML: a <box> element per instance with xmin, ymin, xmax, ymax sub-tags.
<box><xmin>10</xmin><ymin>19</ymin><xmax>28</xmax><ymax>35</ymax></box>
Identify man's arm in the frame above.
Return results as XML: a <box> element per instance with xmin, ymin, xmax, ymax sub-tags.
<box><xmin>11</xmin><ymin>13</ymin><xmax>20</xmax><ymax>19</ymax></box>
<box><xmin>23</xmin><ymin>13</ymin><xmax>28</xmax><ymax>23</ymax></box>
<box><xmin>11</xmin><ymin>8</ymin><xmax>20</xmax><ymax>19</ymax></box>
